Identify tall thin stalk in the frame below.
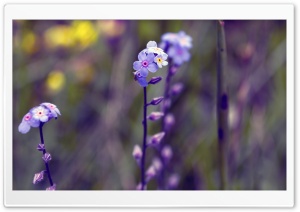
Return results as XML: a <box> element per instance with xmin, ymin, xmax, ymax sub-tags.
<box><xmin>217</xmin><ymin>20</ymin><xmax>229</xmax><ymax>190</ymax></box>
<box><xmin>39</xmin><ymin>123</ymin><xmax>54</xmax><ymax>187</ymax></box>
<box><xmin>141</xmin><ymin>87</ymin><xmax>148</xmax><ymax>190</ymax></box>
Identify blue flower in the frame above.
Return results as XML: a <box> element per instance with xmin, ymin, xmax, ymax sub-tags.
<box><xmin>146</xmin><ymin>41</ymin><xmax>168</xmax><ymax>57</ymax></box>
<box><xmin>177</xmin><ymin>31</ymin><xmax>192</xmax><ymax>49</ymax></box>
<box><xmin>160</xmin><ymin>31</ymin><xmax>192</xmax><ymax>66</ymax></box>
<box><xmin>133</xmin><ymin>51</ymin><xmax>158</xmax><ymax>77</ymax></box>
<box><xmin>134</xmin><ymin>71</ymin><xmax>148</xmax><ymax>87</ymax></box>
<box><xmin>40</xmin><ymin>102</ymin><xmax>61</xmax><ymax>118</ymax></box>
<box><xmin>18</xmin><ymin>103</ymin><xmax>61</xmax><ymax>134</ymax></box>
<box><xmin>161</xmin><ymin>32</ymin><xmax>179</xmax><ymax>44</ymax></box>
<box><xmin>167</xmin><ymin>44</ymin><xmax>190</xmax><ymax>66</ymax></box>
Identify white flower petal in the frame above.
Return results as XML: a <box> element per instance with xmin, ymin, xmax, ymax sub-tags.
<box><xmin>162</xmin><ymin>61</ymin><xmax>168</xmax><ymax>66</ymax></box>
<box><xmin>146</xmin><ymin>41</ymin><xmax>157</xmax><ymax>48</ymax></box>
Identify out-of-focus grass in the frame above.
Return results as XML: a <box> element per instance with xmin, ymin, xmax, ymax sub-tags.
<box><xmin>13</xmin><ymin>20</ymin><xmax>286</xmax><ymax>190</ymax></box>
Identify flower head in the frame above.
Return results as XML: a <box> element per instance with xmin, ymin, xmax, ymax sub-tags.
<box><xmin>154</xmin><ymin>54</ymin><xmax>168</xmax><ymax>68</ymax></box>
<box><xmin>167</xmin><ymin>44</ymin><xmax>190</xmax><ymax>66</ymax></box>
<box><xmin>177</xmin><ymin>31</ymin><xmax>192</xmax><ymax>49</ymax></box>
<box><xmin>18</xmin><ymin>103</ymin><xmax>61</xmax><ymax>134</ymax></box>
<box><xmin>132</xmin><ymin>40</ymin><xmax>168</xmax><ymax>87</ymax></box>
<box><xmin>133</xmin><ymin>51</ymin><xmax>158</xmax><ymax>77</ymax></box>
<box><xmin>160</xmin><ymin>31</ymin><xmax>192</xmax><ymax>66</ymax></box>
<box><xmin>134</xmin><ymin>71</ymin><xmax>148</xmax><ymax>87</ymax></box>
<box><xmin>40</xmin><ymin>102</ymin><xmax>61</xmax><ymax>118</ymax></box>
<box><xmin>147</xmin><ymin>41</ymin><xmax>168</xmax><ymax>57</ymax></box>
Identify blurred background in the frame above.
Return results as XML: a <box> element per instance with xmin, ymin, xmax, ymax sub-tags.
<box><xmin>13</xmin><ymin>20</ymin><xmax>286</xmax><ymax>190</ymax></box>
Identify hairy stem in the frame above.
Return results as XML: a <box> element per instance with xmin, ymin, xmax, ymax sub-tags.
<box><xmin>141</xmin><ymin>87</ymin><xmax>148</xmax><ymax>190</ymax></box>
<box><xmin>39</xmin><ymin>123</ymin><xmax>54</xmax><ymax>186</ymax></box>
<box><xmin>217</xmin><ymin>20</ymin><xmax>229</xmax><ymax>190</ymax></box>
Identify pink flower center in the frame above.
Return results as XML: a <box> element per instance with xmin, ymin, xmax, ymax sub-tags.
<box><xmin>142</xmin><ymin>61</ymin><xmax>148</xmax><ymax>67</ymax></box>
<box><xmin>36</xmin><ymin>110</ymin><xmax>44</xmax><ymax>117</ymax></box>
<box><xmin>24</xmin><ymin>115</ymin><xmax>31</xmax><ymax>121</ymax></box>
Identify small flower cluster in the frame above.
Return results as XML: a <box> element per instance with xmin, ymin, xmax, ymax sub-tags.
<box><xmin>18</xmin><ymin>102</ymin><xmax>61</xmax><ymax>134</ymax></box>
<box><xmin>133</xmin><ymin>41</ymin><xmax>168</xmax><ymax>87</ymax></box>
<box><xmin>160</xmin><ymin>31</ymin><xmax>192</xmax><ymax>66</ymax></box>
<box><xmin>19</xmin><ymin>102</ymin><xmax>60</xmax><ymax>190</ymax></box>
<box><xmin>155</xmin><ymin>31</ymin><xmax>192</xmax><ymax>189</ymax></box>
<box><xmin>132</xmin><ymin>41</ymin><xmax>168</xmax><ymax>190</ymax></box>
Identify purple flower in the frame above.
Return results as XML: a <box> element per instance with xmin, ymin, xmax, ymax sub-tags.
<box><xmin>161</xmin><ymin>32</ymin><xmax>178</xmax><ymax>44</ymax></box>
<box><xmin>133</xmin><ymin>51</ymin><xmax>158</xmax><ymax>77</ymax></box>
<box><xmin>18</xmin><ymin>103</ymin><xmax>61</xmax><ymax>134</ymax></box>
<box><xmin>147</xmin><ymin>41</ymin><xmax>168</xmax><ymax>57</ymax></box>
<box><xmin>177</xmin><ymin>31</ymin><xmax>193</xmax><ymax>49</ymax></box>
<box><xmin>167</xmin><ymin>44</ymin><xmax>190</xmax><ymax>66</ymax></box>
<box><xmin>134</xmin><ymin>71</ymin><xmax>148</xmax><ymax>87</ymax></box>
<box><xmin>18</xmin><ymin>112</ymin><xmax>39</xmax><ymax>134</ymax></box>
<box><xmin>40</xmin><ymin>102</ymin><xmax>61</xmax><ymax>118</ymax></box>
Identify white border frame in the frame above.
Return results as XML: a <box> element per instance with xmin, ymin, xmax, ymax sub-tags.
<box><xmin>3</xmin><ymin>3</ymin><xmax>294</xmax><ymax>207</ymax></box>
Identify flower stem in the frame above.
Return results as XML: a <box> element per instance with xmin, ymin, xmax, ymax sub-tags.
<box><xmin>157</xmin><ymin>64</ymin><xmax>173</xmax><ymax>190</ymax></box>
<box><xmin>141</xmin><ymin>87</ymin><xmax>148</xmax><ymax>190</ymax></box>
<box><xmin>39</xmin><ymin>123</ymin><xmax>54</xmax><ymax>187</ymax></box>
<box><xmin>217</xmin><ymin>20</ymin><xmax>229</xmax><ymax>190</ymax></box>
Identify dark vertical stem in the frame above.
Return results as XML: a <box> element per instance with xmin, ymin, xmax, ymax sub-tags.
<box><xmin>39</xmin><ymin>123</ymin><xmax>54</xmax><ymax>186</ymax></box>
<box><xmin>141</xmin><ymin>87</ymin><xmax>148</xmax><ymax>190</ymax></box>
<box><xmin>217</xmin><ymin>20</ymin><xmax>229</xmax><ymax>190</ymax></box>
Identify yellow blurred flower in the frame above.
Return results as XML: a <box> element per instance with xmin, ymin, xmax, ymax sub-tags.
<box><xmin>44</xmin><ymin>25</ymin><xmax>73</xmax><ymax>49</ymax></box>
<box><xmin>71</xmin><ymin>21</ymin><xmax>98</xmax><ymax>48</ymax></box>
<box><xmin>21</xmin><ymin>31</ymin><xmax>38</xmax><ymax>54</ymax></box>
<box><xmin>97</xmin><ymin>20</ymin><xmax>125</xmax><ymax>37</ymax></box>
<box><xmin>46</xmin><ymin>70</ymin><xmax>66</xmax><ymax>93</ymax></box>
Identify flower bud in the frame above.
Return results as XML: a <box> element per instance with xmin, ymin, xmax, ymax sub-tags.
<box><xmin>170</xmin><ymin>66</ymin><xmax>179</xmax><ymax>76</ymax></box>
<box><xmin>164</xmin><ymin>113</ymin><xmax>175</xmax><ymax>131</ymax></box>
<box><xmin>33</xmin><ymin>171</ymin><xmax>45</xmax><ymax>184</ymax></box>
<box><xmin>46</xmin><ymin>184</ymin><xmax>56</xmax><ymax>191</ymax></box>
<box><xmin>42</xmin><ymin>153</ymin><xmax>52</xmax><ymax>163</ymax></box>
<box><xmin>146</xmin><ymin>166</ymin><xmax>156</xmax><ymax>182</ymax></box>
<box><xmin>171</xmin><ymin>83</ymin><xmax>184</xmax><ymax>96</ymax></box>
<box><xmin>167</xmin><ymin>174</ymin><xmax>180</xmax><ymax>189</ymax></box>
<box><xmin>147</xmin><ymin>112</ymin><xmax>164</xmax><ymax>121</ymax></box>
<box><xmin>132</xmin><ymin>145</ymin><xmax>142</xmax><ymax>161</ymax></box>
<box><xmin>148</xmin><ymin>76</ymin><xmax>162</xmax><ymax>85</ymax></box>
<box><xmin>162</xmin><ymin>98</ymin><xmax>171</xmax><ymax>111</ymax></box>
<box><xmin>161</xmin><ymin>145</ymin><xmax>173</xmax><ymax>161</ymax></box>
<box><xmin>152</xmin><ymin>157</ymin><xmax>162</xmax><ymax>172</ymax></box>
<box><xmin>37</xmin><ymin>144</ymin><xmax>45</xmax><ymax>151</ymax></box>
<box><xmin>150</xmin><ymin>97</ymin><xmax>164</xmax><ymax>106</ymax></box>
<box><xmin>148</xmin><ymin>132</ymin><xmax>165</xmax><ymax>145</ymax></box>
<box><xmin>136</xmin><ymin>183</ymin><xmax>146</xmax><ymax>190</ymax></box>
